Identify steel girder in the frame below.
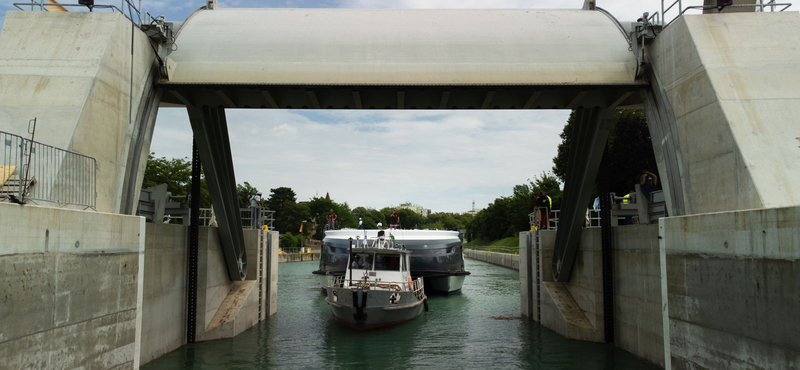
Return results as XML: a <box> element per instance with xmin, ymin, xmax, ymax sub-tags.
<box><xmin>186</xmin><ymin>105</ymin><xmax>247</xmax><ymax>281</ymax></box>
<box><xmin>552</xmin><ymin>107</ymin><xmax>614</xmax><ymax>282</ymax></box>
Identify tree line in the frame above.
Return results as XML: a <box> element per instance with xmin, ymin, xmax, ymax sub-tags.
<box><xmin>141</xmin><ymin>158</ymin><xmax>472</xmax><ymax>249</ymax></box>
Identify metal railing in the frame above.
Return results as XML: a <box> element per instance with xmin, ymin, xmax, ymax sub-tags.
<box><xmin>328</xmin><ymin>275</ymin><xmax>425</xmax><ymax>297</ymax></box>
<box><xmin>198</xmin><ymin>207</ymin><xmax>275</xmax><ymax>230</ymax></box>
<box><xmin>13</xmin><ymin>0</ymin><xmax>144</xmax><ymax>24</ymax></box>
<box><xmin>648</xmin><ymin>0</ymin><xmax>792</xmax><ymax>28</ymax></box>
<box><xmin>528</xmin><ymin>208</ymin><xmax>560</xmax><ymax>231</ymax></box>
<box><xmin>0</xmin><ymin>130</ymin><xmax>97</xmax><ymax>209</ymax></box>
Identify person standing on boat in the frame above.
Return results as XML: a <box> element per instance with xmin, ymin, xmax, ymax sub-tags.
<box><xmin>327</xmin><ymin>209</ymin><xmax>337</xmax><ymax>230</ymax></box>
<box><xmin>377</xmin><ymin>221</ymin><xmax>383</xmax><ymax>229</ymax></box>
<box><xmin>389</xmin><ymin>209</ymin><xmax>400</xmax><ymax>230</ymax></box>
<box><xmin>358</xmin><ymin>218</ymin><xmax>363</xmax><ymax>229</ymax></box>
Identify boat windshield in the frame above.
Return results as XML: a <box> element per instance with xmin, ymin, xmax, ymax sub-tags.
<box><xmin>350</xmin><ymin>253</ymin><xmax>374</xmax><ymax>270</ymax></box>
<box><xmin>374</xmin><ymin>254</ymin><xmax>401</xmax><ymax>271</ymax></box>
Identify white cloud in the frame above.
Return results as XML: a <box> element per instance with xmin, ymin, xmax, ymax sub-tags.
<box><xmin>150</xmin><ymin>108</ymin><xmax>568</xmax><ymax>213</ymax></box>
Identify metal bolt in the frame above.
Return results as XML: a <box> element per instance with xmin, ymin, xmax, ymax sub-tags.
<box><xmin>75</xmin><ymin>241</ymin><xmax>80</xmax><ymax>248</ymax></box>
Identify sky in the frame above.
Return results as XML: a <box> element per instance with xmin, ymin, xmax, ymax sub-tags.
<box><xmin>0</xmin><ymin>1</ymin><xmax>698</xmax><ymax>213</ymax></box>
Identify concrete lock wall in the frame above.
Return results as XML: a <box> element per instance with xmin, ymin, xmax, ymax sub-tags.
<box><xmin>278</xmin><ymin>252</ymin><xmax>320</xmax><ymax>263</ymax></box>
<box><xmin>646</xmin><ymin>12</ymin><xmax>800</xmax><ymax>216</ymax></box>
<box><xmin>0</xmin><ymin>203</ymin><xmax>145</xmax><ymax>369</ymax></box>
<box><xmin>463</xmin><ymin>249</ymin><xmax>519</xmax><ymax>270</ymax></box>
<box><xmin>139</xmin><ymin>223</ymin><xmax>187</xmax><ymax>365</ymax></box>
<box><xmin>138</xmin><ymin>225</ymin><xmax>279</xmax><ymax>365</ymax></box>
<box><xmin>522</xmin><ymin>206</ymin><xmax>800</xmax><ymax>369</ymax></box>
<box><xmin>660</xmin><ymin>207</ymin><xmax>800</xmax><ymax>369</ymax></box>
<box><xmin>613</xmin><ymin>224</ymin><xmax>664</xmax><ymax>366</ymax></box>
<box><xmin>0</xmin><ymin>12</ymin><xmax>161</xmax><ymax>214</ymax></box>
<box><xmin>521</xmin><ymin>226</ymin><xmax>666</xmax><ymax>367</ymax></box>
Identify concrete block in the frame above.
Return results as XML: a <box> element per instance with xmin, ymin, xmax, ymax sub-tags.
<box><xmin>139</xmin><ymin>223</ymin><xmax>187</xmax><ymax>366</ymax></box>
<box><xmin>0</xmin><ymin>203</ymin><xmax>143</xmax><ymax>369</ymax></box>
<box><xmin>663</xmin><ymin>206</ymin><xmax>800</xmax><ymax>369</ymax></box>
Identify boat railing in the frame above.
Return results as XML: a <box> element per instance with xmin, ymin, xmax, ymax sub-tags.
<box><xmin>412</xmin><ymin>277</ymin><xmax>426</xmax><ymax>301</ymax></box>
<box><xmin>329</xmin><ymin>275</ymin><xmax>424</xmax><ymax>295</ymax></box>
<box><xmin>352</xmin><ymin>235</ymin><xmax>405</xmax><ymax>250</ymax></box>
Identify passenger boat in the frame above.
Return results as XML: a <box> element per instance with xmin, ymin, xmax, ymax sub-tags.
<box><xmin>324</xmin><ymin>234</ymin><xmax>428</xmax><ymax>329</ymax></box>
<box><xmin>313</xmin><ymin>229</ymin><xmax>470</xmax><ymax>293</ymax></box>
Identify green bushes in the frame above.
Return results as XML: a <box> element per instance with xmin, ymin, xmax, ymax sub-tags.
<box><xmin>280</xmin><ymin>232</ymin><xmax>300</xmax><ymax>250</ymax></box>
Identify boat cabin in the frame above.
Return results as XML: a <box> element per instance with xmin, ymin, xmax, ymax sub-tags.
<box><xmin>346</xmin><ymin>247</ymin><xmax>412</xmax><ymax>286</ymax></box>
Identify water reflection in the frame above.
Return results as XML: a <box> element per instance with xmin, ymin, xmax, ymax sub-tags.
<box><xmin>142</xmin><ymin>260</ymin><xmax>659</xmax><ymax>370</ymax></box>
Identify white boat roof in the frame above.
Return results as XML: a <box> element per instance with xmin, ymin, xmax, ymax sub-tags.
<box><xmin>324</xmin><ymin>229</ymin><xmax>460</xmax><ymax>241</ymax></box>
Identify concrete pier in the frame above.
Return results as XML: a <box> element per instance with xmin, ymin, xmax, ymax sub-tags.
<box><xmin>520</xmin><ymin>206</ymin><xmax>800</xmax><ymax>369</ymax></box>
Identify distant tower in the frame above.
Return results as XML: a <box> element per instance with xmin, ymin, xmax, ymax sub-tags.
<box><xmin>472</xmin><ymin>200</ymin><xmax>475</xmax><ymax>212</ymax></box>
<box><xmin>326</xmin><ymin>192</ymin><xmax>330</xmax><ymax>200</ymax></box>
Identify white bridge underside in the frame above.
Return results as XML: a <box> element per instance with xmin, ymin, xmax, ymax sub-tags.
<box><xmin>161</xmin><ymin>8</ymin><xmax>644</xmax><ymax>109</ymax></box>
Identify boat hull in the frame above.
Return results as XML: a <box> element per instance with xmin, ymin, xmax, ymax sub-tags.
<box><xmin>428</xmin><ymin>275</ymin><xmax>467</xmax><ymax>293</ymax></box>
<box><xmin>325</xmin><ymin>287</ymin><xmax>425</xmax><ymax>330</ymax></box>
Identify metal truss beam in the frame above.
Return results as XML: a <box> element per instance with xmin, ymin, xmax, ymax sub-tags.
<box><xmin>186</xmin><ymin>105</ymin><xmax>248</xmax><ymax>281</ymax></box>
<box><xmin>552</xmin><ymin>107</ymin><xmax>614</xmax><ymax>282</ymax></box>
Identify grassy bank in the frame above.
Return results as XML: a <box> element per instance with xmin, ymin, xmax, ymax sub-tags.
<box><xmin>464</xmin><ymin>236</ymin><xmax>520</xmax><ymax>254</ymax></box>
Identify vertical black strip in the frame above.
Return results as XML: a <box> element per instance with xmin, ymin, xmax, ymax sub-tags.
<box><xmin>535</xmin><ymin>232</ymin><xmax>541</xmax><ymax>322</ymax></box>
<box><xmin>600</xmin><ymin>190</ymin><xmax>614</xmax><ymax>344</ymax></box>
<box><xmin>525</xmin><ymin>232</ymin><xmax>534</xmax><ymax>319</ymax></box>
<box><xmin>187</xmin><ymin>140</ymin><xmax>201</xmax><ymax>343</ymax></box>
<box><xmin>258</xmin><ymin>230</ymin><xmax>263</xmax><ymax>320</ymax></box>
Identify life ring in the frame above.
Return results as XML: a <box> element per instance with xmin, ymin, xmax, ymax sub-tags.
<box><xmin>407</xmin><ymin>276</ymin><xmax>413</xmax><ymax>290</ymax></box>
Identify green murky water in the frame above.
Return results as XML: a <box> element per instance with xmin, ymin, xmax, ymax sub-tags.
<box><xmin>142</xmin><ymin>260</ymin><xmax>659</xmax><ymax>369</ymax></box>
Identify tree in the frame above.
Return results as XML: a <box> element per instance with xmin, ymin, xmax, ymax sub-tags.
<box><xmin>266</xmin><ymin>187</ymin><xmax>309</xmax><ymax>234</ymax></box>
<box><xmin>237</xmin><ymin>182</ymin><xmax>260</xmax><ymax>208</ymax></box>
<box><xmin>142</xmin><ymin>152</ymin><xmax>210</xmax><ymax>207</ymax></box>
<box><xmin>353</xmin><ymin>206</ymin><xmax>382</xmax><ymax>229</ymax></box>
<box><xmin>305</xmin><ymin>196</ymin><xmax>355</xmax><ymax>239</ymax></box>
<box><xmin>280</xmin><ymin>232</ymin><xmax>300</xmax><ymax>251</ymax></box>
<box><xmin>552</xmin><ymin>110</ymin><xmax>657</xmax><ymax>197</ymax></box>
<box><xmin>380</xmin><ymin>207</ymin><xmax>425</xmax><ymax>230</ymax></box>
<box><xmin>530</xmin><ymin>172</ymin><xmax>563</xmax><ymax>210</ymax></box>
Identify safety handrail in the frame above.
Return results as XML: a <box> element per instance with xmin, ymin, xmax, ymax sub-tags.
<box><xmin>13</xmin><ymin>1</ymin><xmax>143</xmax><ymax>25</ymax></box>
<box><xmin>0</xmin><ymin>130</ymin><xmax>97</xmax><ymax>209</ymax></box>
<box><xmin>648</xmin><ymin>0</ymin><xmax>792</xmax><ymax>29</ymax></box>
<box><xmin>198</xmin><ymin>207</ymin><xmax>275</xmax><ymax>229</ymax></box>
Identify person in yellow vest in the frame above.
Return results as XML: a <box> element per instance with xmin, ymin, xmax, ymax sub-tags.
<box><xmin>537</xmin><ymin>191</ymin><xmax>552</xmax><ymax>230</ymax></box>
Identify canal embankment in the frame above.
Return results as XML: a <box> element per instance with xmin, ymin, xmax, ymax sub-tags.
<box><xmin>279</xmin><ymin>252</ymin><xmax>320</xmax><ymax>263</ymax></box>
<box><xmin>463</xmin><ymin>249</ymin><xmax>519</xmax><ymax>270</ymax></box>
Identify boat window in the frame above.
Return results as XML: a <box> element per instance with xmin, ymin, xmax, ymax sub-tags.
<box><xmin>374</xmin><ymin>254</ymin><xmax>401</xmax><ymax>271</ymax></box>
<box><xmin>350</xmin><ymin>253</ymin><xmax>373</xmax><ymax>270</ymax></box>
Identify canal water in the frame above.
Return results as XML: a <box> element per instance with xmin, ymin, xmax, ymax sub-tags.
<box><xmin>143</xmin><ymin>259</ymin><xmax>660</xmax><ymax>370</ymax></box>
